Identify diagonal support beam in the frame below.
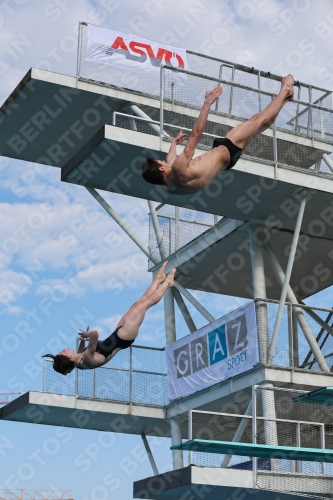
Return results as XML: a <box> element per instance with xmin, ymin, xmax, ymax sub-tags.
<box><xmin>141</xmin><ymin>433</ymin><xmax>159</xmax><ymax>476</ymax></box>
<box><xmin>322</xmin><ymin>153</ymin><xmax>333</xmax><ymax>173</ymax></box>
<box><xmin>268</xmin><ymin>195</ymin><xmax>307</xmax><ymax>364</ymax></box>
<box><xmin>263</xmin><ymin>241</ymin><xmax>330</xmax><ymax>372</ymax></box>
<box><xmin>173</xmin><ymin>288</ymin><xmax>197</xmax><ymax>333</ymax></box>
<box><xmin>220</xmin><ymin>401</ymin><xmax>252</xmax><ymax>468</ymax></box>
<box><xmin>86</xmin><ymin>187</ymin><xmax>215</xmax><ymax>324</ymax></box>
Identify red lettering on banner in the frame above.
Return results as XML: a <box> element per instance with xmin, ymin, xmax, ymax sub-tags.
<box><xmin>129</xmin><ymin>41</ymin><xmax>155</xmax><ymax>58</ymax></box>
<box><xmin>111</xmin><ymin>37</ymin><xmax>128</xmax><ymax>51</ymax></box>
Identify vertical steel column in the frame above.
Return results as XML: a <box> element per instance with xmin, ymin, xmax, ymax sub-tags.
<box><xmin>268</xmin><ymin>195</ymin><xmax>307</xmax><ymax>364</ymax></box>
<box><xmin>261</xmin><ymin>384</ymin><xmax>279</xmax><ymax>471</ymax></box>
<box><xmin>148</xmin><ymin>200</ymin><xmax>167</xmax><ymax>259</ymax></box>
<box><xmin>141</xmin><ymin>433</ymin><xmax>159</xmax><ymax>476</ymax></box>
<box><xmin>263</xmin><ymin>241</ymin><xmax>330</xmax><ymax>372</ymax></box>
<box><xmin>171</xmin><ymin>415</ymin><xmax>184</xmax><ymax>469</ymax></box>
<box><xmin>249</xmin><ymin>225</ymin><xmax>269</xmax><ymax>363</ymax></box>
<box><xmin>292</xmin><ymin>306</ymin><xmax>299</xmax><ymax>368</ymax></box>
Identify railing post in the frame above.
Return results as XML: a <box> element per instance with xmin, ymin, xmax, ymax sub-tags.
<box><xmin>252</xmin><ymin>385</ymin><xmax>257</xmax><ymax>489</ymax></box>
<box><xmin>43</xmin><ymin>359</ymin><xmax>46</xmax><ymax>392</ymax></box>
<box><xmin>272</xmin><ymin>93</ymin><xmax>278</xmax><ymax>177</ymax></box>
<box><xmin>175</xmin><ymin>207</ymin><xmax>179</xmax><ymax>251</ymax></box>
<box><xmin>159</xmin><ymin>64</ymin><xmax>164</xmax><ymax>150</ymax></box>
<box><xmin>188</xmin><ymin>410</ymin><xmax>192</xmax><ymax>466</ymax></box>
<box><xmin>320</xmin><ymin>423</ymin><xmax>326</xmax><ymax>475</ymax></box>
<box><xmin>93</xmin><ymin>369</ymin><xmax>96</xmax><ymax>398</ymax></box>
<box><xmin>129</xmin><ymin>346</ymin><xmax>133</xmax><ymax>409</ymax></box>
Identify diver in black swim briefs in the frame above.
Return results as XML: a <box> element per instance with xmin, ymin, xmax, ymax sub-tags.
<box><xmin>43</xmin><ymin>262</ymin><xmax>176</xmax><ymax>375</ymax></box>
<box><xmin>141</xmin><ymin>75</ymin><xmax>295</xmax><ymax>194</ymax></box>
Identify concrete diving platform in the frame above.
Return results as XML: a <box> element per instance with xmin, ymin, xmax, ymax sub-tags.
<box><xmin>0</xmin><ymin>391</ymin><xmax>170</xmax><ymax>436</ymax></box>
<box><xmin>133</xmin><ymin>466</ymin><xmax>331</xmax><ymax>499</ymax></box>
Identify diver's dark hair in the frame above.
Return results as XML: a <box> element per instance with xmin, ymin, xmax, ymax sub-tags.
<box><xmin>141</xmin><ymin>157</ymin><xmax>165</xmax><ymax>185</ymax></box>
<box><xmin>42</xmin><ymin>353</ymin><xmax>75</xmax><ymax>376</ymax></box>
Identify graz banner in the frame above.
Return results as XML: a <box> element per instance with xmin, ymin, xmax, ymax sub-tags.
<box><xmin>85</xmin><ymin>24</ymin><xmax>187</xmax><ymax>84</ymax></box>
<box><xmin>166</xmin><ymin>302</ymin><xmax>259</xmax><ymax>400</ymax></box>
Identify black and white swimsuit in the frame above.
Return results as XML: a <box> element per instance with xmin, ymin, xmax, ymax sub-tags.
<box><xmin>77</xmin><ymin>327</ymin><xmax>134</xmax><ymax>370</ymax></box>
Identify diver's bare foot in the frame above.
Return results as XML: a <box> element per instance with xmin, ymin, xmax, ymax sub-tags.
<box><xmin>280</xmin><ymin>74</ymin><xmax>294</xmax><ymax>102</ymax></box>
<box><xmin>166</xmin><ymin>268</ymin><xmax>176</xmax><ymax>287</ymax></box>
<box><xmin>156</xmin><ymin>261</ymin><xmax>168</xmax><ymax>282</ymax></box>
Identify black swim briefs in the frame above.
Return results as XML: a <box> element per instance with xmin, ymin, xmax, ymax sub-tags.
<box><xmin>212</xmin><ymin>137</ymin><xmax>243</xmax><ymax>169</ymax></box>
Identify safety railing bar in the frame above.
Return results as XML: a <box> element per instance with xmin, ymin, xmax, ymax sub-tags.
<box><xmin>93</xmin><ymin>365</ymin><xmax>167</xmax><ymax>376</ymax></box>
<box><xmin>132</xmin><ymin>344</ymin><xmax>165</xmax><ymax>351</ymax></box>
<box><xmin>254</xmin><ymin>298</ymin><xmax>333</xmax><ymax>314</ymax></box>
<box><xmin>156</xmin><ymin>214</ymin><xmax>216</xmax><ymax>227</ymax></box>
<box><xmin>192</xmin><ymin>409</ymin><xmax>322</xmax><ymax>426</ymax></box>
<box><xmin>113</xmin><ymin>112</ymin><xmax>226</xmax><ymax>139</ymax></box>
<box><xmin>114</xmin><ymin>112</ymin><xmax>333</xmax><ymax>143</ymax></box>
<box><xmin>191</xmin><ymin>409</ymin><xmax>252</xmax><ymax>418</ymax></box>
<box><xmin>161</xmin><ymin>66</ymin><xmax>333</xmax><ymax>111</ymax></box>
<box><xmin>187</xmin><ymin>51</ymin><xmax>331</xmax><ymax>93</ymax></box>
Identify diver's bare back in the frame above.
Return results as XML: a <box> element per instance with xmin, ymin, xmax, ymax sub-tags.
<box><xmin>170</xmin><ymin>147</ymin><xmax>230</xmax><ymax>194</ymax></box>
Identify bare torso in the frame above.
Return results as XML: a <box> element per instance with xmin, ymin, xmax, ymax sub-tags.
<box><xmin>166</xmin><ymin>146</ymin><xmax>231</xmax><ymax>194</ymax></box>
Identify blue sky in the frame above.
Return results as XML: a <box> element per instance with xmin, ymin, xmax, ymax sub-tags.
<box><xmin>1</xmin><ymin>0</ymin><xmax>333</xmax><ymax>499</ymax></box>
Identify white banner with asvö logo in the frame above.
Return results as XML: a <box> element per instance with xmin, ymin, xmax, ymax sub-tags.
<box><xmin>166</xmin><ymin>302</ymin><xmax>259</xmax><ymax>400</ymax></box>
<box><xmin>84</xmin><ymin>24</ymin><xmax>188</xmax><ymax>84</ymax></box>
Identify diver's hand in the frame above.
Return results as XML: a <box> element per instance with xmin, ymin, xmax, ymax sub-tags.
<box><xmin>78</xmin><ymin>326</ymin><xmax>90</xmax><ymax>340</ymax></box>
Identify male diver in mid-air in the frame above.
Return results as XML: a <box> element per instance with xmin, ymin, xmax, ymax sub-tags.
<box><xmin>142</xmin><ymin>74</ymin><xmax>295</xmax><ymax>194</ymax></box>
<box><xmin>43</xmin><ymin>262</ymin><xmax>175</xmax><ymax>374</ymax></box>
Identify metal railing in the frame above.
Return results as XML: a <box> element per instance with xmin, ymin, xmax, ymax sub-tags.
<box><xmin>43</xmin><ymin>344</ymin><xmax>168</xmax><ymax>407</ymax></box>
<box><xmin>188</xmin><ymin>385</ymin><xmax>333</xmax><ymax>488</ymax></box>
<box><xmin>255</xmin><ymin>298</ymin><xmax>333</xmax><ymax>371</ymax></box>
<box><xmin>147</xmin><ymin>204</ymin><xmax>222</xmax><ymax>267</ymax></box>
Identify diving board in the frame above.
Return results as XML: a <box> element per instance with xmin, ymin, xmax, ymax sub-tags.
<box><xmin>293</xmin><ymin>387</ymin><xmax>333</xmax><ymax>406</ymax></box>
<box><xmin>171</xmin><ymin>439</ymin><xmax>333</xmax><ymax>462</ymax></box>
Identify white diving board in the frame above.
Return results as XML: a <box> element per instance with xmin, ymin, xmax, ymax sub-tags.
<box><xmin>171</xmin><ymin>439</ymin><xmax>333</xmax><ymax>462</ymax></box>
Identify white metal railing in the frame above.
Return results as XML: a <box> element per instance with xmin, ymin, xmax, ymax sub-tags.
<box><xmin>43</xmin><ymin>344</ymin><xmax>168</xmax><ymax>407</ymax></box>
<box><xmin>188</xmin><ymin>385</ymin><xmax>331</xmax><ymax>483</ymax></box>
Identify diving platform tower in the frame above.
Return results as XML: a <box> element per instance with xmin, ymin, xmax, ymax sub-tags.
<box><xmin>2</xmin><ymin>23</ymin><xmax>333</xmax><ymax>499</ymax></box>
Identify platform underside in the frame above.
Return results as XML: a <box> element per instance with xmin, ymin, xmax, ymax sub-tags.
<box><xmin>133</xmin><ymin>466</ymin><xmax>332</xmax><ymax>499</ymax></box>
<box><xmin>158</xmin><ymin>217</ymin><xmax>333</xmax><ymax>299</ymax></box>
<box><xmin>0</xmin><ymin>391</ymin><xmax>170</xmax><ymax>436</ymax></box>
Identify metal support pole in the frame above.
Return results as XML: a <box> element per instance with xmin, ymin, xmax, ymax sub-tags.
<box><xmin>263</xmin><ymin>241</ymin><xmax>330</xmax><ymax>372</ymax></box>
<box><xmin>220</xmin><ymin>401</ymin><xmax>252</xmax><ymax>468</ymax></box>
<box><xmin>268</xmin><ymin>195</ymin><xmax>307</xmax><ymax>364</ymax></box>
<box><xmin>148</xmin><ymin>201</ymin><xmax>197</xmax><ymax>334</ymax></box>
<box><xmin>173</xmin><ymin>288</ymin><xmax>197</xmax><ymax>333</ymax></box>
<box><xmin>86</xmin><ymin>187</ymin><xmax>215</xmax><ymax>323</ymax></box>
<box><xmin>173</xmin><ymin>283</ymin><xmax>215</xmax><ymax>323</ymax></box>
<box><xmin>141</xmin><ymin>433</ymin><xmax>159</xmax><ymax>476</ymax></box>
<box><xmin>164</xmin><ymin>287</ymin><xmax>176</xmax><ymax>345</ymax></box>
<box><xmin>170</xmin><ymin>415</ymin><xmax>184</xmax><ymax>469</ymax></box>
<box><xmin>249</xmin><ymin>225</ymin><xmax>269</xmax><ymax>363</ymax></box>
<box><xmin>261</xmin><ymin>384</ymin><xmax>279</xmax><ymax>472</ymax></box>
<box><xmin>148</xmin><ymin>200</ymin><xmax>167</xmax><ymax>259</ymax></box>
<box><xmin>292</xmin><ymin>306</ymin><xmax>299</xmax><ymax>368</ymax></box>
<box><xmin>322</xmin><ymin>153</ymin><xmax>333</xmax><ymax>174</ymax></box>
<box><xmin>124</xmin><ymin>104</ymin><xmax>171</xmax><ymax>138</ymax></box>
